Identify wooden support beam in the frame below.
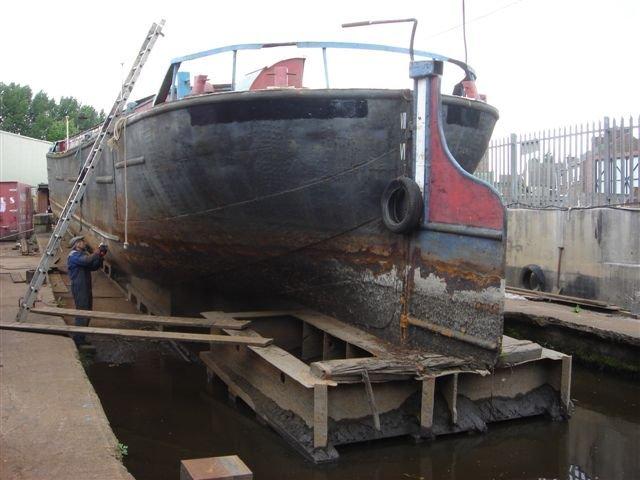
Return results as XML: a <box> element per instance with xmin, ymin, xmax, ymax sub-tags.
<box><xmin>420</xmin><ymin>377</ymin><xmax>436</xmax><ymax>434</ymax></box>
<box><xmin>0</xmin><ymin>322</ymin><xmax>272</xmax><ymax>346</ymax></box>
<box><xmin>561</xmin><ymin>355</ymin><xmax>572</xmax><ymax>409</ymax></box>
<box><xmin>226</xmin><ymin>309</ymin><xmax>392</xmax><ymax>357</ymax></box>
<box><xmin>442</xmin><ymin>373</ymin><xmax>458</xmax><ymax>425</ymax></box>
<box><xmin>498</xmin><ymin>335</ymin><xmax>543</xmax><ymax>366</ymax></box>
<box><xmin>361</xmin><ymin>370</ymin><xmax>381</xmax><ymax>431</ymax></box>
<box><xmin>322</xmin><ymin>332</ymin><xmax>345</xmax><ymax>360</ymax></box>
<box><xmin>31</xmin><ymin>306</ymin><xmax>249</xmax><ymax>330</ymax></box>
<box><xmin>310</xmin><ymin>357</ymin><xmax>417</xmax><ymax>383</ymax></box>
<box><xmin>506</xmin><ymin>286</ymin><xmax>620</xmax><ymax>311</ymax></box>
<box><xmin>313</xmin><ymin>384</ymin><xmax>328</xmax><ymax>448</ymax></box>
<box><xmin>200</xmin><ymin>352</ymin><xmax>256</xmax><ymax>409</ymax></box>
<box><xmin>207</xmin><ymin>310</ymin><xmax>296</xmax><ymax>319</ymax></box>
<box><xmin>220</xmin><ymin>328</ymin><xmax>336</xmax><ymax>388</ymax></box>
<box><xmin>301</xmin><ymin>322</ymin><xmax>323</xmax><ymax>361</ymax></box>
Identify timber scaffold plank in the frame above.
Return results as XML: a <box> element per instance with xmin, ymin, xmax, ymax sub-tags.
<box><xmin>30</xmin><ymin>306</ymin><xmax>249</xmax><ymax>329</ymax></box>
<box><xmin>0</xmin><ymin>322</ymin><xmax>272</xmax><ymax>346</ymax></box>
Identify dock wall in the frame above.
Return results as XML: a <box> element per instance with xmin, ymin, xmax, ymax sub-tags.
<box><xmin>506</xmin><ymin>206</ymin><xmax>640</xmax><ymax>312</ymax></box>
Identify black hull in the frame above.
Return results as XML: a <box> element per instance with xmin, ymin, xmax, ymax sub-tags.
<box><xmin>48</xmin><ymin>88</ymin><xmax>503</xmax><ymax>364</ymax></box>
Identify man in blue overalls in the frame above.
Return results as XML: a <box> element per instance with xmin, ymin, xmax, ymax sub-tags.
<box><xmin>67</xmin><ymin>236</ymin><xmax>107</xmax><ymax>346</ymax></box>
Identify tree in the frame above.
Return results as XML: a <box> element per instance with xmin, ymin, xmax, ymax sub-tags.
<box><xmin>0</xmin><ymin>82</ymin><xmax>105</xmax><ymax>141</ymax></box>
<box><xmin>0</xmin><ymin>83</ymin><xmax>32</xmax><ymax>135</ymax></box>
<box><xmin>28</xmin><ymin>91</ymin><xmax>56</xmax><ymax>139</ymax></box>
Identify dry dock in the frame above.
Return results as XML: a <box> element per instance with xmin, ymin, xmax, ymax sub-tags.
<box><xmin>505</xmin><ymin>296</ymin><xmax>640</xmax><ymax>373</ymax></box>
<box><xmin>0</xmin><ymin>239</ymin><xmax>134</xmax><ymax>480</ymax></box>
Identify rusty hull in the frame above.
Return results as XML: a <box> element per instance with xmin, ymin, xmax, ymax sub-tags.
<box><xmin>47</xmin><ymin>87</ymin><xmax>503</xmax><ymax>366</ymax></box>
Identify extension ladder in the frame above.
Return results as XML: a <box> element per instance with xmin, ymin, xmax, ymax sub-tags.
<box><xmin>16</xmin><ymin>20</ymin><xmax>165</xmax><ymax>321</ymax></box>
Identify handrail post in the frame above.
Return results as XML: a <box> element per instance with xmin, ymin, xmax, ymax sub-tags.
<box><xmin>322</xmin><ymin>48</ymin><xmax>330</xmax><ymax>88</ymax></box>
<box><xmin>232</xmin><ymin>50</ymin><xmax>238</xmax><ymax>90</ymax></box>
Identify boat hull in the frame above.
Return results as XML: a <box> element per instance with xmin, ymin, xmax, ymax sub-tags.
<box><xmin>48</xmin><ymin>88</ymin><xmax>503</xmax><ymax>364</ymax></box>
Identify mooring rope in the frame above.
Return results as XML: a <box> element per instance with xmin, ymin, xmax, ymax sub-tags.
<box><xmin>110</xmin><ymin>117</ymin><xmax>130</xmax><ymax>249</ymax></box>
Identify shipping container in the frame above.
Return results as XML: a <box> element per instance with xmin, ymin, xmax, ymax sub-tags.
<box><xmin>0</xmin><ymin>181</ymin><xmax>33</xmax><ymax>240</ymax></box>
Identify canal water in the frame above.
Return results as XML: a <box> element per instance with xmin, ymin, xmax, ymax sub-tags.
<box><xmin>87</xmin><ymin>351</ymin><xmax>639</xmax><ymax>480</ymax></box>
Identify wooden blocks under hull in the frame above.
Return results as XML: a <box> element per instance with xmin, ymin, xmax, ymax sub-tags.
<box><xmin>200</xmin><ymin>309</ymin><xmax>572</xmax><ymax>463</ymax></box>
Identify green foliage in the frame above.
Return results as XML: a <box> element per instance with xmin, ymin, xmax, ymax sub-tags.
<box><xmin>573</xmin><ymin>304</ymin><xmax>581</xmax><ymax>314</ymax></box>
<box><xmin>0</xmin><ymin>82</ymin><xmax>105</xmax><ymax>142</ymax></box>
<box><xmin>116</xmin><ymin>442</ymin><xmax>129</xmax><ymax>459</ymax></box>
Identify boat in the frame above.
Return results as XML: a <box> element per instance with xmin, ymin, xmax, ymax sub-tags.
<box><xmin>47</xmin><ymin>41</ymin><xmax>505</xmax><ymax>366</ymax></box>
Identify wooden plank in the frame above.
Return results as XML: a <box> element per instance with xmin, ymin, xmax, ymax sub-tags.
<box><xmin>361</xmin><ymin>370</ymin><xmax>381</xmax><ymax>431</ymax></box>
<box><xmin>31</xmin><ymin>306</ymin><xmax>249</xmax><ymax>330</ymax></box>
<box><xmin>313</xmin><ymin>384</ymin><xmax>328</xmax><ymax>448</ymax></box>
<box><xmin>498</xmin><ymin>335</ymin><xmax>543</xmax><ymax>366</ymax></box>
<box><xmin>310</xmin><ymin>357</ymin><xmax>418</xmax><ymax>383</ymax></box>
<box><xmin>228</xmin><ymin>309</ymin><xmax>392</xmax><ymax>357</ymax></box>
<box><xmin>207</xmin><ymin>335</ymin><xmax>317</xmax><ymax>424</ymax></box>
<box><xmin>220</xmin><ymin>327</ymin><xmax>336</xmax><ymax>388</ymax></box>
<box><xmin>0</xmin><ymin>322</ymin><xmax>272</xmax><ymax>346</ymax></box>
<box><xmin>442</xmin><ymin>373</ymin><xmax>458</xmax><ymax>425</ymax></box>
<box><xmin>561</xmin><ymin>355</ymin><xmax>572</xmax><ymax>409</ymax></box>
<box><xmin>506</xmin><ymin>286</ymin><xmax>620</xmax><ymax>310</ymax></box>
<box><xmin>420</xmin><ymin>377</ymin><xmax>436</xmax><ymax>433</ymax></box>
<box><xmin>297</xmin><ymin>311</ymin><xmax>393</xmax><ymax>356</ymax></box>
<box><xmin>210</xmin><ymin>310</ymin><xmax>297</xmax><ymax>319</ymax></box>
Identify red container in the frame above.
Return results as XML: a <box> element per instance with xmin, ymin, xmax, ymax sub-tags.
<box><xmin>0</xmin><ymin>182</ymin><xmax>33</xmax><ymax>240</ymax></box>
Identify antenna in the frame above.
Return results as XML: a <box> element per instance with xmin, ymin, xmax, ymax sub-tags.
<box><xmin>342</xmin><ymin>18</ymin><xmax>418</xmax><ymax>61</ymax></box>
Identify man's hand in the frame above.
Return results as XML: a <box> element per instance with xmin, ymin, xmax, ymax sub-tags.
<box><xmin>98</xmin><ymin>243</ymin><xmax>108</xmax><ymax>257</ymax></box>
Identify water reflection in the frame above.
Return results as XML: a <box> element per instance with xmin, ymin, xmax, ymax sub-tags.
<box><xmin>88</xmin><ymin>356</ymin><xmax>639</xmax><ymax>480</ymax></box>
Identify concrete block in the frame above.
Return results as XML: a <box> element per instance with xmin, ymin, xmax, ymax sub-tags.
<box><xmin>180</xmin><ymin>456</ymin><xmax>252</xmax><ymax>480</ymax></box>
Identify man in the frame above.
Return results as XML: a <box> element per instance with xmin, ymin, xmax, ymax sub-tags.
<box><xmin>67</xmin><ymin>236</ymin><xmax>107</xmax><ymax>346</ymax></box>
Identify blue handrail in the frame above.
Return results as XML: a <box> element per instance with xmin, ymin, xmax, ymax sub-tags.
<box><xmin>169</xmin><ymin>41</ymin><xmax>475</xmax><ymax>78</ymax></box>
<box><xmin>155</xmin><ymin>41</ymin><xmax>476</xmax><ymax>105</ymax></box>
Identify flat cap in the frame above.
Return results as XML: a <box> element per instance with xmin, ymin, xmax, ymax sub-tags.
<box><xmin>68</xmin><ymin>235</ymin><xmax>85</xmax><ymax>248</ymax></box>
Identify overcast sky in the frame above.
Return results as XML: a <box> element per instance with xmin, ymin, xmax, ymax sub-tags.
<box><xmin>1</xmin><ymin>0</ymin><xmax>638</xmax><ymax>137</ymax></box>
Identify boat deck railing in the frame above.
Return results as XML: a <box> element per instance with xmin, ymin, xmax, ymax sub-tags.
<box><xmin>155</xmin><ymin>41</ymin><xmax>476</xmax><ymax>105</ymax></box>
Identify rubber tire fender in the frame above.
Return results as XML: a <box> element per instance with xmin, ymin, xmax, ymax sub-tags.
<box><xmin>521</xmin><ymin>264</ymin><xmax>546</xmax><ymax>291</ymax></box>
<box><xmin>381</xmin><ymin>176</ymin><xmax>423</xmax><ymax>234</ymax></box>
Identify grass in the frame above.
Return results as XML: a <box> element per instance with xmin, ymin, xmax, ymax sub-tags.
<box><xmin>116</xmin><ymin>442</ymin><xmax>128</xmax><ymax>460</ymax></box>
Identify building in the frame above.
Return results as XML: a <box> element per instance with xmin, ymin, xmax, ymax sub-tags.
<box><xmin>0</xmin><ymin>130</ymin><xmax>52</xmax><ymax>186</ymax></box>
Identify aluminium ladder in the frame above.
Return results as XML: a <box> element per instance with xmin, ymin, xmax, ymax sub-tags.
<box><xmin>16</xmin><ymin>20</ymin><xmax>165</xmax><ymax>322</ymax></box>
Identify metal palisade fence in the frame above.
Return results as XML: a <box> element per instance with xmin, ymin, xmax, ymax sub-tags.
<box><xmin>475</xmin><ymin>115</ymin><xmax>640</xmax><ymax>207</ymax></box>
